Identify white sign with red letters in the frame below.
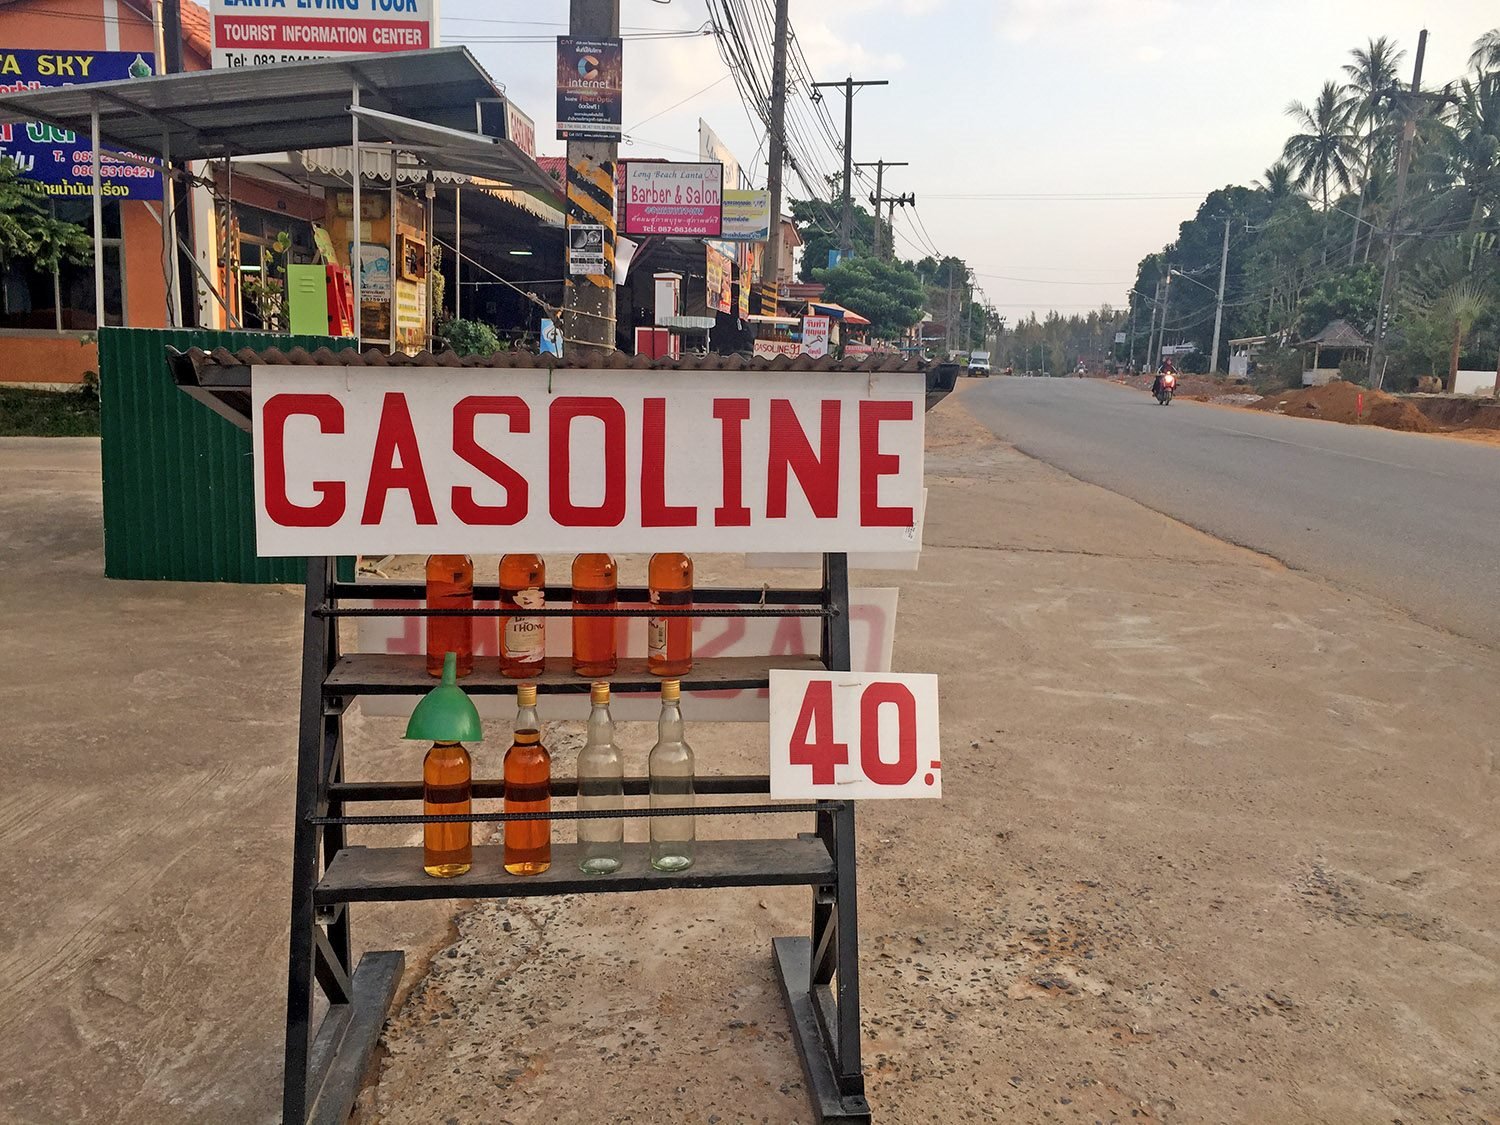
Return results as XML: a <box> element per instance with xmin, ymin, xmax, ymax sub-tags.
<box><xmin>354</xmin><ymin>587</ymin><xmax>900</xmax><ymax>722</ymax></box>
<box><xmin>769</xmin><ymin>670</ymin><xmax>941</xmax><ymax>799</ymax></box>
<box><xmin>250</xmin><ymin>368</ymin><xmax>925</xmax><ymax>557</ymax></box>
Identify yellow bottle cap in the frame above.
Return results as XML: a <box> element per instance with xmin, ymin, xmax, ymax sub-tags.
<box><xmin>590</xmin><ymin>681</ymin><xmax>610</xmax><ymax>705</ymax></box>
<box><xmin>661</xmin><ymin>679</ymin><xmax>681</xmax><ymax>702</ymax></box>
<box><xmin>517</xmin><ymin>684</ymin><xmax>537</xmax><ymax>707</ymax></box>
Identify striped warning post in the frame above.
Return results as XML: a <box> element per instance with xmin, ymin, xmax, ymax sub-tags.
<box><xmin>566</xmin><ymin>156</ymin><xmax>616</xmax><ymax>286</ymax></box>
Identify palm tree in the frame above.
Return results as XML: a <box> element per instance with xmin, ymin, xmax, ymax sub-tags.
<box><xmin>1283</xmin><ymin>83</ymin><xmax>1359</xmax><ymax>263</ymax></box>
<box><xmin>1283</xmin><ymin>82</ymin><xmax>1360</xmax><ymax>212</ymax></box>
<box><xmin>1342</xmin><ymin>37</ymin><xmax>1406</xmax><ymax>262</ymax></box>
<box><xmin>1430</xmin><ymin>280</ymin><xmax>1489</xmax><ymax>391</ymax></box>
<box><xmin>1471</xmin><ymin>28</ymin><xmax>1500</xmax><ymax>74</ymax></box>
<box><xmin>1446</xmin><ymin>76</ymin><xmax>1500</xmax><ymax>235</ymax></box>
<box><xmin>1256</xmin><ymin>161</ymin><xmax>1297</xmax><ymax>201</ymax></box>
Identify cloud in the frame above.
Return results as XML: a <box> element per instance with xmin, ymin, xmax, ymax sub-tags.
<box><xmin>996</xmin><ymin>0</ymin><xmax>1175</xmax><ymax>44</ymax></box>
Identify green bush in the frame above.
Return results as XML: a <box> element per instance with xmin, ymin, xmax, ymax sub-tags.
<box><xmin>437</xmin><ymin>316</ymin><xmax>503</xmax><ymax>357</ymax></box>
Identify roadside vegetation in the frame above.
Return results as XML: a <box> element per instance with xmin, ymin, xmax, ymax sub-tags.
<box><xmin>1131</xmin><ymin>28</ymin><xmax>1500</xmax><ymax>390</ymax></box>
<box><xmin>0</xmin><ymin>382</ymin><xmax>100</xmax><ymax>437</ymax></box>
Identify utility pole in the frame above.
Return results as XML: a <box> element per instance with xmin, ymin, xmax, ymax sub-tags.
<box><xmin>1155</xmin><ymin>273</ymin><xmax>1172</xmax><ymax>369</ymax></box>
<box><xmin>760</xmin><ymin>0</ymin><xmax>790</xmax><ymax>313</ymax></box>
<box><xmin>1209</xmin><ymin>216</ymin><xmax>1230</xmax><ymax>374</ymax></box>
<box><xmin>1145</xmin><ymin>277</ymin><xmax>1161</xmax><ymax>372</ymax></box>
<box><xmin>855</xmin><ymin>159</ymin><xmax>906</xmax><ymax>258</ymax></box>
<box><xmin>562</xmin><ymin>0</ymin><xmax>619</xmax><ymax>359</ymax></box>
<box><xmin>812</xmin><ymin>77</ymin><xmax>888</xmax><ymax>257</ymax></box>
<box><xmin>1369</xmin><ymin>28</ymin><xmax>1431</xmax><ymax>388</ymax></box>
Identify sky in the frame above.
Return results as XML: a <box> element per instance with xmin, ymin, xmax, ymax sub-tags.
<box><xmin>441</xmin><ymin>1</ymin><xmax>1499</xmax><ymax>322</ymax></box>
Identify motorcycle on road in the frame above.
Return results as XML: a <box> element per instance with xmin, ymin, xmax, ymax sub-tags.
<box><xmin>1153</xmin><ymin>373</ymin><xmax>1176</xmax><ymax>405</ymax></box>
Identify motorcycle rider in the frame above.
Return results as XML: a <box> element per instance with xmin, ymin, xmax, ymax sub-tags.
<box><xmin>1152</xmin><ymin>357</ymin><xmax>1177</xmax><ymax>398</ymax></box>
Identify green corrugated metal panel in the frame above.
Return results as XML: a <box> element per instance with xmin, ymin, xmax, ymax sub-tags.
<box><xmin>99</xmin><ymin>327</ymin><xmax>354</xmax><ymax>584</ymax></box>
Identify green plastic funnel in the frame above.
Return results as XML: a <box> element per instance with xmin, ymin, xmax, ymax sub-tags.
<box><xmin>404</xmin><ymin>652</ymin><xmax>483</xmax><ymax>743</ymax></box>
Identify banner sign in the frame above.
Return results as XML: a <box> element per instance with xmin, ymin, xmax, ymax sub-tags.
<box><xmin>503</xmin><ymin>100</ymin><xmax>536</xmax><ymax>159</ymax></box>
<box><xmin>802</xmin><ymin>315</ymin><xmax>831</xmax><ymax>358</ymax></box>
<box><xmin>251</xmin><ymin>368</ymin><xmax>925</xmax><ymax>555</ymax></box>
<box><xmin>210</xmin><ymin>0</ymin><xmax>434</xmax><ymax>69</ymax></box>
<box><xmin>556</xmin><ymin>37</ymin><xmax>622</xmax><ymax>140</ymax></box>
<box><xmin>770</xmin><ymin>670</ymin><xmax>940</xmax><ymax>799</ymax></box>
<box><xmin>621</xmin><ymin>161</ymin><xmax>722</xmax><ymax>237</ymax></box>
<box><xmin>722</xmin><ymin>189</ymin><xmax>772</xmax><ymax>241</ymax></box>
<box><xmin>355</xmin><ymin>587</ymin><xmax>900</xmax><ymax>722</ymax></box>
<box><xmin>705</xmin><ymin>245</ymin><xmax>732</xmax><ymax>314</ymax></box>
<box><xmin>0</xmin><ymin>50</ymin><xmax>162</xmax><ymax>199</ymax></box>
<box><xmin>752</xmin><ymin>339</ymin><xmax>800</xmax><ymax>360</ymax></box>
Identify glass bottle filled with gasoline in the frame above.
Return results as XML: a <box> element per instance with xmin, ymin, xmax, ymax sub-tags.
<box><xmin>425</xmin><ymin>554</ymin><xmax>473</xmax><ymax>677</ymax></box>
<box><xmin>504</xmin><ymin>684</ymin><xmax>551</xmax><ymax>876</ymax></box>
<box><xmin>648</xmin><ymin>552</ymin><xmax>693</xmax><ymax>677</ymax></box>
<box><xmin>499</xmin><ymin>553</ymin><xmax>546</xmax><ymax>678</ymax></box>
<box><xmin>571</xmin><ymin>553</ymin><xmax>618</xmax><ymax>677</ymax></box>
<box><xmin>404</xmin><ymin>651</ymin><xmax>483</xmax><ymax>878</ymax></box>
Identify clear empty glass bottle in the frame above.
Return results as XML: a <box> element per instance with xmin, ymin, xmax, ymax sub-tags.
<box><xmin>425</xmin><ymin>554</ymin><xmax>473</xmax><ymax>677</ymax></box>
<box><xmin>648</xmin><ymin>679</ymin><xmax>695</xmax><ymax>872</ymax></box>
<box><xmin>648</xmin><ymin>552</ymin><xmax>693</xmax><ymax>677</ymax></box>
<box><xmin>504</xmin><ymin>684</ymin><xmax>551</xmax><ymax>876</ymax></box>
<box><xmin>577</xmin><ymin>681</ymin><xmax>624</xmax><ymax>874</ymax></box>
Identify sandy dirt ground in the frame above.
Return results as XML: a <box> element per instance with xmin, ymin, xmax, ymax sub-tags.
<box><xmin>4</xmin><ymin>385</ymin><xmax>1500</xmax><ymax>1123</ymax></box>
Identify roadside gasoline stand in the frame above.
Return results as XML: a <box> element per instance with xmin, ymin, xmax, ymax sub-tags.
<box><xmin>171</xmin><ymin>345</ymin><xmax>946</xmax><ymax>1123</ymax></box>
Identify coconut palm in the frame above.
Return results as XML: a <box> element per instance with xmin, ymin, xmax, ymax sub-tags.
<box><xmin>1283</xmin><ymin>82</ymin><xmax>1360</xmax><ymax>213</ymax></box>
<box><xmin>1342</xmin><ymin>37</ymin><xmax>1406</xmax><ymax>262</ymax></box>
<box><xmin>1429</xmin><ymin>280</ymin><xmax>1489</xmax><ymax>391</ymax></box>
<box><xmin>1446</xmin><ymin>75</ymin><xmax>1500</xmax><ymax>234</ymax></box>
<box><xmin>1256</xmin><ymin>161</ymin><xmax>1297</xmax><ymax>201</ymax></box>
<box><xmin>1471</xmin><ymin>28</ymin><xmax>1500</xmax><ymax>74</ymax></box>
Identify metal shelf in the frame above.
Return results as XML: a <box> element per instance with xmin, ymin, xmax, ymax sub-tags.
<box><xmin>316</xmin><ymin>839</ymin><xmax>835</xmax><ymax>904</ymax></box>
<box><xmin>324</xmin><ymin>653</ymin><xmax>824</xmax><ymax>696</ymax></box>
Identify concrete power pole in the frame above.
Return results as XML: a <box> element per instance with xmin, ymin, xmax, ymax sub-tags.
<box><xmin>1145</xmin><ymin>277</ymin><xmax>1162</xmax><ymax>372</ymax></box>
<box><xmin>813</xmin><ymin>77</ymin><xmax>888</xmax><ymax>257</ymax></box>
<box><xmin>856</xmin><ymin>159</ymin><xmax>906</xmax><ymax>258</ymax></box>
<box><xmin>1209</xmin><ymin>216</ymin><xmax>1230</xmax><ymax>374</ymax></box>
<box><xmin>1369</xmin><ymin>28</ymin><xmax>1431</xmax><ymax>388</ymax></box>
<box><xmin>760</xmin><ymin>0</ymin><xmax>790</xmax><ymax>311</ymax></box>
<box><xmin>562</xmin><ymin>0</ymin><xmax>620</xmax><ymax>360</ymax></box>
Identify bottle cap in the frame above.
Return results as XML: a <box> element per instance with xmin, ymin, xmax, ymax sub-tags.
<box><xmin>517</xmin><ymin>684</ymin><xmax>538</xmax><ymax>707</ymax></box>
<box><xmin>591</xmin><ymin>681</ymin><xmax>610</xmax><ymax>705</ymax></box>
<box><xmin>661</xmin><ymin>679</ymin><xmax>681</xmax><ymax>702</ymax></box>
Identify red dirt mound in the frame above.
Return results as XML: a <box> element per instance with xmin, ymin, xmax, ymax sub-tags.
<box><xmin>1251</xmin><ymin>381</ymin><xmax>1434</xmax><ymax>433</ymax></box>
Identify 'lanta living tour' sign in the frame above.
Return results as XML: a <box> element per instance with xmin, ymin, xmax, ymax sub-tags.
<box><xmin>210</xmin><ymin>0</ymin><xmax>435</xmax><ymax>68</ymax></box>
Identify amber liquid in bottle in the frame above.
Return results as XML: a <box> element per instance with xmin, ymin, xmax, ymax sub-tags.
<box><xmin>424</xmin><ymin>740</ymin><xmax>472</xmax><ymax>877</ymax></box>
<box><xmin>426</xmin><ymin>554</ymin><xmax>474</xmax><ymax>677</ymax></box>
<box><xmin>648</xmin><ymin>552</ymin><xmax>693</xmax><ymax>676</ymax></box>
<box><xmin>504</xmin><ymin>685</ymin><xmax>551</xmax><ymax>875</ymax></box>
<box><xmin>571</xmin><ymin>553</ymin><xmax>618</xmax><ymax>677</ymax></box>
<box><xmin>499</xmin><ymin>553</ymin><xmax>546</xmax><ymax>678</ymax></box>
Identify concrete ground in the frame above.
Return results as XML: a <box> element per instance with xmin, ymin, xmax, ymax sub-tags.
<box><xmin>3</xmin><ymin>388</ymin><xmax>1500</xmax><ymax>1123</ymax></box>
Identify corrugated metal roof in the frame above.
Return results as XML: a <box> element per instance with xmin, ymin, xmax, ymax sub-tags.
<box><xmin>167</xmin><ymin>344</ymin><xmax>949</xmax><ymax>429</ymax></box>
<box><xmin>0</xmin><ymin>47</ymin><xmax>511</xmax><ymax>165</ymax></box>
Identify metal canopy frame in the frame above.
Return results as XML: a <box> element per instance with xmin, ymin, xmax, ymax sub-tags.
<box><xmin>0</xmin><ymin>48</ymin><xmax>564</xmax><ymax>333</ymax></box>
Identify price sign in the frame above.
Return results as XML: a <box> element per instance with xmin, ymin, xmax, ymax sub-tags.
<box><xmin>769</xmin><ymin>670</ymin><xmax>940</xmax><ymax>799</ymax></box>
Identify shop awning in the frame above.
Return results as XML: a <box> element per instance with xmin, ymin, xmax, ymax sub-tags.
<box><xmin>0</xmin><ymin>47</ymin><xmax>561</xmax><ymax>203</ymax></box>
<box><xmin>810</xmin><ymin>302</ymin><xmax>871</xmax><ymax>326</ymax></box>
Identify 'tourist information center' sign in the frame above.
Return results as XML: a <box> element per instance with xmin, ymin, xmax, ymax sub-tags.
<box><xmin>210</xmin><ymin>0</ymin><xmax>434</xmax><ymax>69</ymax></box>
<box><xmin>251</xmin><ymin>368</ymin><xmax>925</xmax><ymax>556</ymax></box>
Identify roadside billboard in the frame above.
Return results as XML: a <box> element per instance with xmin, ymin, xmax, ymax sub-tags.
<box><xmin>722</xmin><ymin>189</ymin><xmax>772</xmax><ymax>240</ymax></box>
<box><xmin>706</xmin><ymin>245</ymin><xmax>732</xmax><ymax>314</ymax></box>
<box><xmin>0</xmin><ymin>50</ymin><xmax>161</xmax><ymax>199</ymax></box>
<box><xmin>210</xmin><ymin>0</ymin><xmax>435</xmax><ymax>68</ymax></box>
<box><xmin>556</xmin><ymin>37</ymin><xmax>623</xmax><ymax>140</ymax></box>
<box><xmin>620</xmin><ymin>161</ymin><xmax>722</xmax><ymax>237</ymax></box>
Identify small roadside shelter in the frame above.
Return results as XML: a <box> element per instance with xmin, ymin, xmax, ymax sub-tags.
<box><xmin>1297</xmin><ymin>319</ymin><xmax>1371</xmax><ymax>386</ymax></box>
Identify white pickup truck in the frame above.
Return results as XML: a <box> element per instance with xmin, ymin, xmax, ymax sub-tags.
<box><xmin>967</xmin><ymin>350</ymin><xmax>992</xmax><ymax>376</ymax></box>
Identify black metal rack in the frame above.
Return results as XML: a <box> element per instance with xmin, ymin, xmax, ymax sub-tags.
<box><xmin>282</xmin><ymin>554</ymin><xmax>872</xmax><ymax>1124</ymax></box>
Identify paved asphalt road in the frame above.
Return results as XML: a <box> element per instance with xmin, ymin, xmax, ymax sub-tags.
<box><xmin>963</xmin><ymin>377</ymin><xmax>1500</xmax><ymax>646</ymax></box>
